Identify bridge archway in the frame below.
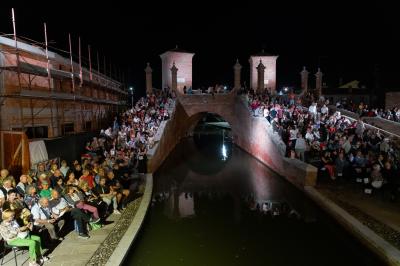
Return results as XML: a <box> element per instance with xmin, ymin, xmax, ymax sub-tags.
<box><xmin>176</xmin><ymin>92</ymin><xmax>240</xmax><ymax>142</ymax></box>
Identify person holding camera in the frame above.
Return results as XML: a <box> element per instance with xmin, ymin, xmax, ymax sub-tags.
<box><xmin>0</xmin><ymin>209</ymin><xmax>49</xmax><ymax>266</ymax></box>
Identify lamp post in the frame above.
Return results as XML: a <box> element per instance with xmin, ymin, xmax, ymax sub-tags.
<box><xmin>129</xmin><ymin>87</ymin><xmax>134</xmax><ymax>108</ymax></box>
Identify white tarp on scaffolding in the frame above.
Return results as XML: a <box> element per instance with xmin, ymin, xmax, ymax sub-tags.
<box><xmin>29</xmin><ymin>140</ymin><xmax>48</xmax><ymax>167</ymax></box>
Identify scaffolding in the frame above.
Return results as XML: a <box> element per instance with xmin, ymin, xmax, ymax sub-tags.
<box><xmin>0</xmin><ymin>9</ymin><xmax>127</xmax><ymax>139</ymax></box>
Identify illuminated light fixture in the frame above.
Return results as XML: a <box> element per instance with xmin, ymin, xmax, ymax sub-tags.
<box><xmin>221</xmin><ymin>144</ymin><xmax>227</xmax><ymax>161</ymax></box>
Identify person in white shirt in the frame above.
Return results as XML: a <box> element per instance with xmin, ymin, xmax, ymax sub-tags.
<box><xmin>305</xmin><ymin>128</ymin><xmax>314</xmax><ymax>143</ymax></box>
<box><xmin>321</xmin><ymin>104</ymin><xmax>329</xmax><ymax>115</ymax></box>
<box><xmin>289</xmin><ymin>126</ymin><xmax>298</xmax><ymax>147</ymax></box>
<box><xmin>104</xmin><ymin>127</ymin><xmax>112</xmax><ymax>138</ymax></box>
<box><xmin>308</xmin><ymin>102</ymin><xmax>318</xmax><ymax>120</ymax></box>
<box><xmin>295</xmin><ymin>133</ymin><xmax>307</xmax><ymax>162</ymax></box>
<box><xmin>0</xmin><ymin>178</ymin><xmax>14</xmax><ymax>205</ymax></box>
<box><xmin>31</xmin><ymin>197</ymin><xmax>64</xmax><ymax>241</ymax></box>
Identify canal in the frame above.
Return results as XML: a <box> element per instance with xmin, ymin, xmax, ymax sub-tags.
<box><xmin>125</xmin><ymin>125</ymin><xmax>382</xmax><ymax>266</ymax></box>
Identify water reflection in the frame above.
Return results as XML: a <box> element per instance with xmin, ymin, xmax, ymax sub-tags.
<box><xmin>127</xmin><ymin>131</ymin><xmax>382</xmax><ymax>266</ymax></box>
<box><xmin>153</xmin><ymin>191</ymin><xmax>303</xmax><ymax>221</ymax></box>
<box><xmin>153</xmin><ymin>135</ymin><xmax>314</xmax><ymax>223</ymax></box>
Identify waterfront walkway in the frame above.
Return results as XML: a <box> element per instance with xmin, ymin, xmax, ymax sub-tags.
<box><xmin>1</xmin><ymin>196</ymin><xmax>143</xmax><ymax>266</ymax></box>
<box><xmin>316</xmin><ymin>180</ymin><xmax>400</xmax><ymax>250</ymax></box>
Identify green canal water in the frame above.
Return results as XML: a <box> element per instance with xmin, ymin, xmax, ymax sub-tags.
<box><xmin>125</xmin><ymin>129</ymin><xmax>382</xmax><ymax>266</ymax></box>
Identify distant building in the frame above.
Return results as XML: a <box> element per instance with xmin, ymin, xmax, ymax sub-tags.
<box><xmin>322</xmin><ymin>80</ymin><xmax>370</xmax><ymax>105</ymax></box>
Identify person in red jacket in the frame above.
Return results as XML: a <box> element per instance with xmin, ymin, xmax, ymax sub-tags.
<box><xmin>80</xmin><ymin>169</ymin><xmax>95</xmax><ymax>189</ymax></box>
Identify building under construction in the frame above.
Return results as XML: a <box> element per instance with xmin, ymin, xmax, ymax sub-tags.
<box><xmin>0</xmin><ymin>11</ymin><xmax>128</xmax><ymax>174</ymax></box>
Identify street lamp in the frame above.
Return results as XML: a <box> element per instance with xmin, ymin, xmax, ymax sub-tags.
<box><xmin>129</xmin><ymin>87</ymin><xmax>134</xmax><ymax>108</ymax></box>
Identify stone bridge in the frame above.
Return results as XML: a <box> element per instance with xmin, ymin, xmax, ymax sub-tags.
<box><xmin>148</xmin><ymin>91</ymin><xmax>317</xmax><ymax>190</ymax></box>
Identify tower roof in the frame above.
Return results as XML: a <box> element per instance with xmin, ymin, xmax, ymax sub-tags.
<box><xmin>160</xmin><ymin>45</ymin><xmax>195</xmax><ymax>58</ymax></box>
<box><xmin>250</xmin><ymin>49</ymin><xmax>278</xmax><ymax>57</ymax></box>
<box><xmin>168</xmin><ymin>46</ymin><xmax>192</xmax><ymax>53</ymax></box>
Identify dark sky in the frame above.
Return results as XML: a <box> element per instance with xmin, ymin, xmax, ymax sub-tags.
<box><xmin>1</xmin><ymin>3</ymin><xmax>399</xmax><ymax>96</ymax></box>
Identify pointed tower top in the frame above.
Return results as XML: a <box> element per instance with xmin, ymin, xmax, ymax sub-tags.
<box><xmin>171</xmin><ymin>61</ymin><xmax>178</xmax><ymax>71</ymax></box>
<box><xmin>256</xmin><ymin>59</ymin><xmax>265</xmax><ymax>70</ymax></box>
<box><xmin>234</xmin><ymin>58</ymin><xmax>242</xmax><ymax>70</ymax></box>
<box><xmin>145</xmin><ymin>62</ymin><xmax>152</xmax><ymax>72</ymax></box>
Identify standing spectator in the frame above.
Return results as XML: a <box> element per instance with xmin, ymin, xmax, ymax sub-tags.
<box><xmin>321</xmin><ymin>104</ymin><xmax>329</xmax><ymax>115</ymax></box>
<box><xmin>295</xmin><ymin>133</ymin><xmax>307</xmax><ymax>162</ymax></box>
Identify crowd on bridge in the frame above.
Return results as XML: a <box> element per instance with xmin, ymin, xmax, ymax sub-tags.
<box><xmin>246</xmin><ymin>89</ymin><xmax>400</xmax><ymax>201</ymax></box>
<box><xmin>182</xmin><ymin>84</ymin><xmax>230</xmax><ymax>95</ymax></box>
<box><xmin>0</xmin><ymin>88</ymin><xmax>174</xmax><ymax>266</ymax></box>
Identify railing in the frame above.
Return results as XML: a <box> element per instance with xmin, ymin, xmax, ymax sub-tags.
<box><xmin>329</xmin><ymin>106</ymin><xmax>400</xmax><ymax>139</ymax></box>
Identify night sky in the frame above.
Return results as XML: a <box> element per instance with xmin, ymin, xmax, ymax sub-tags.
<box><xmin>1</xmin><ymin>3</ymin><xmax>399</xmax><ymax>96</ymax></box>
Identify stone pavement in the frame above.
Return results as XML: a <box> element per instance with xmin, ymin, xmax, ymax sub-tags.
<box><xmin>1</xmin><ymin>214</ymin><xmax>119</xmax><ymax>266</ymax></box>
<box><xmin>316</xmin><ymin>181</ymin><xmax>400</xmax><ymax>249</ymax></box>
<box><xmin>46</xmin><ymin>213</ymin><xmax>119</xmax><ymax>266</ymax></box>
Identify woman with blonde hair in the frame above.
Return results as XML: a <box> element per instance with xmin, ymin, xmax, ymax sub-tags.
<box><xmin>0</xmin><ymin>209</ymin><xmax>48</xmax><ymax>266</ymax></box>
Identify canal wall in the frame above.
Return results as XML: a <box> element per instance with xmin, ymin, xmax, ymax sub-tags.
<box><xmin>232</xmin><ymin>96</ymin><xmax>317</xmax><ymax>190</ymax></box>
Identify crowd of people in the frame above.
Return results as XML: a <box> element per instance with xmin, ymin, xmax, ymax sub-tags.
<box><xmin>0</xmin><ymin>89</ymin><xmax>174</xmax><ymax>266</ymax></box>
<box><xmin>246</xmin><ymin>89</ymin><xmax>400</xmax><ymax>201</ymax></box>
<box><xmin>336</xmin><ymin>100</ymin><xmax>400</xmax><ymax>123</ymax></box>
<box><xmin>182</xmin><ymin>84</ymin><xmax>230</xmax><ymax>95</ymax></box>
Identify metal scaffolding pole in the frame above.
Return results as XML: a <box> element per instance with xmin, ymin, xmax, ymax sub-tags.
<box><xmin>88</xmin><ymin>45</ymin><xmax>92</xmax><ymax>81</ymax></box>
<box><xmin>12</xmin><ymin>8</ymin><xmax>24</xmax><ymax>132</ymax></box>
<box><xmin>68</xmin><ymin>33</ymin><xmax>75</xmax><ymax>93</ymax></box>
<box><xmin>78</xmin><ymin>36</ymin><xmax>83</xmax><ymax>87</ymax></box>
<box><xmin>88</xmin><ymin>45</ymin><xmax>93</xmax><ymax>98</ymax></box>
<box><xmin>44</xmin><ymin>22</ymin><xmax>55</xmax><ymax>136</ymax></box>
<box><xmin>97</xmin><ymin>51</ymin><xmax>100</xmax><ymax>75</ymax></box>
